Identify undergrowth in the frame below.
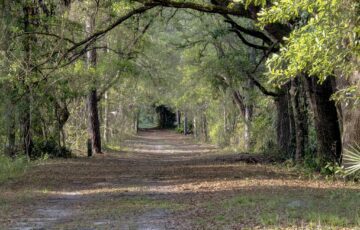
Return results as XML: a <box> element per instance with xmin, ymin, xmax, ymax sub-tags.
<box><xmin>0</xmin><ymin>155</ymin><xmax>28</xmax><ymax>183</ymax></box>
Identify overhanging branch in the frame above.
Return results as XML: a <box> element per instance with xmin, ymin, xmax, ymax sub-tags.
<box><xmin>230</xmin><ymin>29</ymin><xmax>270</xmax><ymax>51</ymax></box>
<box><xmin>64</xmin><ymin>5</ymin><xmax>157</xmax><ymax>59</ymax></box>
<box><xmin>137</xmin><ymin>0</ymin><xmax>253</xmax><ymax>18</ymax></box>
<box><xmin>245</xmin><ymin>72</ymin><xmax>282</xmax><ymax>97</ymax></box>
<box><xmin>222</xmin><ymin>15</ymin><xmax>274</xmax><ymax>46</ymax></box>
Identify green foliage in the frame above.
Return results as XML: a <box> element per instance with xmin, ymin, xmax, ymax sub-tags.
<box><xmin>243</xmin><ymin>0</ymin><xmax>267</xmax><ymax>8</ymax></box>
<box><xmin>259</xmin><ymin>0</ymin><xmax>359</xmax><ymax>88</ymax></box>
<box><xmin>33</xmin><ymin>139</ymin><xmax>72</xmax><ymax>159</ymax></box>
<box><xmin>322</xmin><ymin>162</ymin><xmax>346</xmax><ymax>178</ymax></box>
<box><xmin>331</xmin><ymin>86</ymin><xmax>360</xmax><ymax>106</ymax></box>
<box><xmin>0</xmin><ymin>155</ymin><xmax>28</xmax><ymax>183</ymax></box>
<box><xmin>175</xmin><ymin>126</ymin><xmax>184</xmax><ymax>134</ymax></box>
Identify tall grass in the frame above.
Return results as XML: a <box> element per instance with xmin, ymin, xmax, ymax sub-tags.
<box><xmin>0</xmin><ymin>155</ymin><xmax>28</xmax><ymax>183</ymax></box>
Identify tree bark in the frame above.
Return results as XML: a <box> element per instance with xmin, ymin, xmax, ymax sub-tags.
<box><xmin>54</xmin><ymin>100</ymin><xmax>70</xmax><ymax>148</ymax></box>
<box><xmin>2</xmin><ymin>0</ymin><xmax>16</xmax><ymax>157</ymax></box>
<box><xmin>6</xmin><ymin>102</ymin><xmax>16</xmax><ymax>157</ymax></box>
<box><xmin>336</xmin><ymin>71</ymin><xmax>360</xmax><ymax>157</ymax></box>
<box><xmin>290</xmin><ymin>76</ymin><xmax>308</xmax><ymax>162</ymax></box>
<box><xmin>223</xmin><ymin>102</ymin><xmax>227</xmax><ymax>134</ymax></box>
<box><xmin>232</xmin><ymin>89</ymin><xmax>253</xmax><ymax>151</ymax></box>
<box><xmin>244</xmin><ymin>105</ymin><xmax>251</xmax><ymax>151</ymax></box>
<box><xmin>305</xmin><ymin>76</ymin><xmax>342</xmax><ymax>165</ymax></box>
<box><xmin>202</xmin><ymin>114</ymin><xmax>208</xmax><ymax>142</ymax></box>
<box><xmin>193</xmin><ymin>117</ymin><xmax>197</xmax><ymax>138</ymax></box>
<box><xmin>87</xmin><ymin>89</ymin><xmax>102</xmax><ymax>154</ymax></box>
<box><xmin>274</xmin><ymin>84</ymin><xmax>294</xmax><ymax>156</ymax></box>
<box><xmin>176</xmin><ymin>110</ymin><xmax>181</xmax><ymax>129</ymax></box>
<box><xmin>21</xmin><ymin>2</ymin><xmax>39</xmax><ymax>158</ymax></box>
<box><xmin>183</xmin><ymin>112</ymin><xmax>188</xmax><ymax>135</ymax></box>
<box><xmin>86</xmin><ymin>14</ymin><xmax>102</xmax><ymax>154</ymax></box>
<box><xmin>103</xmin><ymin>91</ymin><xmax>109</xmax><ymax>143</ymax></box>
<box><xmin>134</xmin><ymin>111</ymin><xmax>139</xmax><ymax>133</ymax></box>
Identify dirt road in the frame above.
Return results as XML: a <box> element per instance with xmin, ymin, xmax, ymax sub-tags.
<box><xmin>1</xmin><ymin>130</ymin><xmax>359</xmax><ymax>229</ymax></box>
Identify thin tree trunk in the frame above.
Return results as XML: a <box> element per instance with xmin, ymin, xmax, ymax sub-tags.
<box><xmin>86</xmin><ymin>15</ymin><xmax>102</xmax><ymax>154</ymax></box>
<box><xmin>134</xmin><ymin>111</ymin><xmax>139</xmax><ymax>133</ymax></box>
<box><xmin>223</xmin><ymin>102</ymin><xmax>227</xmax><ymax>133</ymax></box>
<box><xmin>6</xmin><ymin>104</ymin><xmax>16</xmax><ymax>157</ymax></box>
<box><xmin>88</xmin><ymin>89</ymin><xmax>102</xmax><ymax>154</ymax></box>
<box><xmin>2</xmin><ymin>0</ymin><xmax>16</xmax><ymax>157</ymax></box>
<box><xmin>193</xmin><ymin>117</ymin><xmax>197</xmax><ymax>138</ymax></box>
<box><xmin>232</xmin><ymin>89</ymin><xmax>253</xmax><ymax>150</ymax></box>
<box><xmin>21</xmin><ymin>2</ymin><xmax>38</xmax><ymax>158</ymax></box>
<box><xmin>21</xmin><ymin>107</ymin><xmax>32</xmax><ymax>157</ymax></box>
<box><xmin>202</xmin><ymin>114</ymin><xmax>208</xmax><ymax>142</ymax></box>
<box><xmin>183</xmin><ymin>112</ymin><xmax>188</xmax><ymax>135</ymax></box>
<box><xmin>54</xmin><ymin>101</ymin><xmax>70</xmax><ymax>149</ymax></box>
<box><xmin>176</xmin><ymin>110</ymin><xmax>181</xmax><ymax>129</ymax></box>
<box><xmin>244</xmin><ymin>106</ymin><xmax>251</xmax><ymax>151</ymax></box>
<box><xmin>103</xmin><ymin>91</ymin><xmax>109</xmax><ymax>142</ymax></box>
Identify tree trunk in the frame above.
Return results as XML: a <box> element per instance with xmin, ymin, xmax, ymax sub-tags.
<box><xmin>339</xmin><ymin>71</ymin><xmax>360</xmax><ymax>153</ymax></box>
<box><xmin>86</xmin><ymin>15</ymin><xmax>102</xmax><ymax>154</ymax></box>
<box><xmin>134</xmin><ymin>112</ymin><xmax>138</xmax><ymax>133</ymax></box>
<box><xmin>87</xmin><ymin>89</ymin><xmax>102</xmax><ymax>154</ymax></box>
<box><xmin>183</xmin><ymin>112</ymin><xmax>188</xmax><ymax>135</ymax></box>
<box><xmin>274</xmin><ymin>84</ymin><xmax>294</xmax><ymax>156</ymax></box>
<box><xmin>2</xmin><ymin>0</ymin><xmax>16</xmax><ymax>157</ymax></box>
<box><xmin>223</xmin><ymin>102</ymin><xmax>227</xmax><ymax>133</ymax></box>
<box><xmin>193</xmin><ymin>117</ymin><xmax>197</xmax><ymax>138</ymax></box>
<box><xmin>176</xmin><ymin>110</ymin><xmax>181</xmax><ymax>129</ymax></box>
<box><xmin>54</xmin><ymin>100</ymin><xmax>70</xmax><ymax>148</ymax></box>
<box><xmin>305</xmin><ymin>76</ymin><xmax>342</xmax><ymax>165</ymax></box>
<box><xmin>202</xmin><ymin>114</ymin><xmax>208</xmax><ymax>142</ymax></box>
<box><xmin>232</xmin><ymin>89</ymin><xmax>253</xmax><ymax>151</ymax></box>
<box><xmin>290</xmin><ymin>76</ymin><xmax>309</xmax><ymax>162</ymax></box>
<box><xmin>244</xmin><ymin>105</ymin><xmax>251</xmax><ymax>151</ymax></box>
<box><xmin>103</xmin><ymin>91</ymin><xmax>109</xmax><ymax>142</ymax></box>
<box><xmin>21</xmin><ymin>2</ymin><xmax>38</xmax><ymax>158</ymax></box>
<box><xmin>6</xmin><ymin>106</ymin><xmax>16</xmax><ymax>157</ymax></box>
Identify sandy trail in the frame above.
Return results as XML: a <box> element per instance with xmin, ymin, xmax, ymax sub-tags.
<box><xmin>1</xmin><ymin>130</ymin><xmax>359</xmax><ymax>229</ymax></box>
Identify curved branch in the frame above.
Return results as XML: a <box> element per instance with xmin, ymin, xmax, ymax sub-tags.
<box><xmin>65</xmin><ymin>5</ymin><xmax>157</xmax><ymax>57</ymax></box>
<box><xmin>230</xmin><ymin>29</ymin><xmax>271</xmax><ymax>51</ymax></box>
<box><xmin>222</xmin><ymin>15</ymin><xmax>273</xmax><ymax>46</ymax></box>
<box><xmin>245</xmin><ymin>72</ymin><xmax>282</xmax><ymax>97</ymax></box>
<box><xmin>16</xmin><ymin>32</ymin><xmax>76</xmax><ymax>45</ymax></box>
<box><xmin>138</xmin><ymin>0</ymin><xmax>253</xmax><ymax>18</ymax></box>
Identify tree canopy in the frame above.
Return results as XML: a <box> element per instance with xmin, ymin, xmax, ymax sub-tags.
<box><xmin>0</xmin><ymin>0</ymin><xmax>359</xmax><ymax>168</ymax></box>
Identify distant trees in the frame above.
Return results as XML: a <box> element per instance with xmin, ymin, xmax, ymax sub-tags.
<box><xmin>138</xmin><ymin>0</ymin><xmax>358</xmax><ymax>166</ymax></box>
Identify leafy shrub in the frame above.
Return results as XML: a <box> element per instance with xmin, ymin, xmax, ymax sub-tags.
<box><xmin>0</xmin><ymin>155</ymin><xmax>28</xmax><ymax>183</ymax></box>
<box><xmin>33</xmin><ymin>139</ymin><xmax>72</xmax><ymax>159</ymax></box>
<box><xmin>322</xmin><ymin>162</ymin><xmax>345</xmax><ymax>178</ymax></box>
<box><xmin>175</xmin><ymin>127</ymin><xmax>184</xmax><ymax>134</ymax></box>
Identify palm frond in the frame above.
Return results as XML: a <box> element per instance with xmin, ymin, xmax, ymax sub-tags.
<box><xmin>343</xmin><ymin>143</ymin><xmax>360</xmax><ymax>175</ymax></box>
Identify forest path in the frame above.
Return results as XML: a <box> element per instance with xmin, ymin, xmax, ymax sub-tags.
<box><xmin>1</xmin><ymin>130</ymin><xmax>359</xmax><ymax>229</ymax></box>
